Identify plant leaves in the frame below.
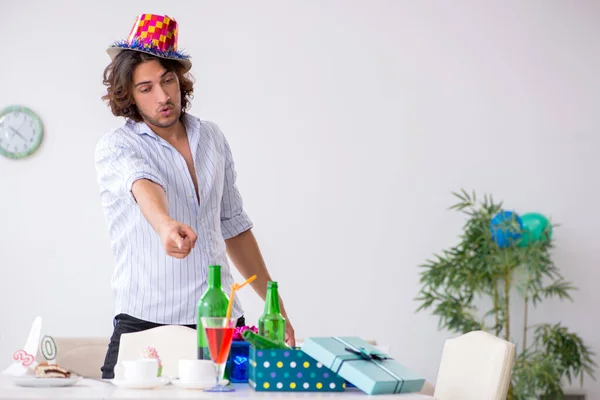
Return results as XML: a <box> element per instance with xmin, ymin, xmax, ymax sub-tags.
<box><xmin>414</xmin><ymin>189</ymin><xmax>597</xmax><ymax>399</ymax></box>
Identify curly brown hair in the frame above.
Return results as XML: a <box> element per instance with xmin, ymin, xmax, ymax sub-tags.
<box><xmin>102</xmin><ymin>50</ymin><xmax>194</xmax><ymax>122</ymax></box>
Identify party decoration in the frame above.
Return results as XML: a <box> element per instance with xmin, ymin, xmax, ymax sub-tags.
<box><xmin>13</xmin><ymin>350</ymin><xmax>34</xmax><ymax>367</ymax></box>
<box><xmin>40</xmin><ymin>335</ymin><xmax>57</xmax><ymax>362</ymax></box>
<box><xmin>106</xmin><ymin>14</ymin><xmax>191</xmax><ymax>72</ymax></box>
<box><xmin>233</xmin><ymin>325</ymin><xmax>258</xmax><ymax>342</ymax></box>
<box><xmin>2</xmin><ymin>316</ymin><xmax>42</xmax><ymax>377</ymax></box>
<box><xmin>490</xmin><ymin>210</ymin><xmax>523</xmax><ymax>248</ymax></box>
<box><xmin>519</xmin><ymin>212</ymin><xmax>552</xmax><ymax>247</ymax></box>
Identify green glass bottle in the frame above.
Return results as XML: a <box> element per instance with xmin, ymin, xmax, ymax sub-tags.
<box><xmin>243</xmin><ymin>330</ymin><xmax>289</xmax><ymax>349</ymax></box>
<box><xmin>258</xmin><ymin>281</ymin><xmax>286</xmax><ymax>343</ymax></box>
<box><xmin>197</xmin><ymin>265</ymin><xmax>229</xmax><ymax>360</ymax></box>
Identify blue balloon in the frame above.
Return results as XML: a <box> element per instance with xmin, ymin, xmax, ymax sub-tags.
<box><xmin>490</xmin><ymin>211</ymin><xmax>523</xmax><ymax>249</ymax></box>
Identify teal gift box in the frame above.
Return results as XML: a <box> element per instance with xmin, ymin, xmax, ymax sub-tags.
<box><xmin>301</xmin><ymin>337</ymin><xmax>425</xmax><ymax>395</ymax></box>
<box><xmin>248</xmin><ymin>345</ymin><xmax>346</xmax><ymax>392</ymax></box>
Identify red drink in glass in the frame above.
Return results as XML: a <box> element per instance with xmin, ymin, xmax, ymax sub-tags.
<box><xmin>205</xmin><ymin>327</ymin><xmax>234</xmax><ymax>364</ymax></box>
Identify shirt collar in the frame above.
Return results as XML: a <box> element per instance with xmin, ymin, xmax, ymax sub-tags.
<box><xmin>127</xmin><ymin>113</ymin><xmax>201</xmax><ymax>141</ymax></box>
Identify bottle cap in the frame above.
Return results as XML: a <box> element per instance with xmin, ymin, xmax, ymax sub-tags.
<box><xmin>267</xmin><ymin>281</ymin><xmax>278</xmax><ymax>288</ymax></box>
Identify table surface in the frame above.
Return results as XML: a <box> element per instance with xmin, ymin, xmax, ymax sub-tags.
<box><xmin>0</xmin><ymin>375</ymin><xmax>436</xmax><ymax>399</ymax></box>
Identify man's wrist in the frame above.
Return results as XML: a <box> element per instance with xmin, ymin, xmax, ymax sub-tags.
<box><xmin>279</xmin><ymin>301</ymin><xmax>289</xmax><ymax>320</ymax></box>
<box><xmin>154</xmin><ymin>215</ymin><xmax>175</xmax><ymax>235</ymax></box>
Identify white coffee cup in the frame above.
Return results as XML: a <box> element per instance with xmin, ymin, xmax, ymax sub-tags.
<box><xmin>121</xmin><ymin>358</ymin><xmax>159</xmax><ymax>382</ymax></box>
<box><xmin>178</xmin><ymin>359</ymin><xmax>215</xmax><ymax>382</ymax></box>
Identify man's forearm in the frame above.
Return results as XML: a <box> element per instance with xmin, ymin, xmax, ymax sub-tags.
<box><xmin>131</xmin><ymin>179</ymin><xmax>173</xmax><ymax>233</ymax></box>
<box><xmin>131</xmin><ymin>179</ymin><xmax>196</xmax><ymax>257</ymax></box>
<box><xmin>225</xmin><ymin>229</ymin><xmax>290</xmax><ymax>318</ymax></box>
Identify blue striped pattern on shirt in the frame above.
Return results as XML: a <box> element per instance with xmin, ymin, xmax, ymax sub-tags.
<box><xmin>94</xmin><ymin>114</ymin><xmax>252</xmax><ymax>325</ymax></box>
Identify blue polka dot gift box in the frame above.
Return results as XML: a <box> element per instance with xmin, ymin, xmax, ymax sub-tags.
<box><xmin>248</xmin><ymin>346</ymin><xmax>346</xmax><ymax>392</ymax></box>
<box><xmin>301</xmin><ymin>337</ymin><xmax>425</xmax><ymax>395</ymax></box>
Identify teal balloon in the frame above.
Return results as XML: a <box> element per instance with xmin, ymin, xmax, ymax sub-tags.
<box><xmin>518</xmin><ymin>212</ymin><xmax>552</xmax><ymax>247</ymax></box>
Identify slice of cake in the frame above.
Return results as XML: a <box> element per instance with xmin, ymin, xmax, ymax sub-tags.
<box><xmin>35</xmin><ymin>362</ymin><xmax>71</xmax><ymax>378</ymax></box>
<box><xmin>141</xmin><ymin>346</ymin><xmax>162</xmax><ymax>377</ymax></box>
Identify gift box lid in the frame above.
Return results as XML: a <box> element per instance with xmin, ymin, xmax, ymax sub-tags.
<box><xmin>301</xmin><ymin>336</ymin><xmax>425</xmax><ymax>395</ymax></box>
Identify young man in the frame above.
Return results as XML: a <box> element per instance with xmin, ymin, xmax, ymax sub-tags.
<box><xmin>95</xmin><ymin>13</ymin><xmax>295</xmax><ymax>379</ymax></box>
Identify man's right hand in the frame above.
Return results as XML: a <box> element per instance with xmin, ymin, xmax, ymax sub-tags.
<box><xmin>157</xmin><ymin>219</ymin><xmax>198</xmax><ymax>259</ymax></box>
<box><xmin>130</xmin><ymin>179</ymin><xmax>198</xmax><ymax>258</ymax></box>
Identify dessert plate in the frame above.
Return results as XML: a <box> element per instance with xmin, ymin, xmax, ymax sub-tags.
<box><xmin>13</xmin><ymin>376</ymin><xmax>82</xmax><ymax>388</ymax></box>
<box><xmin>109</xmin><ymin>377</ymin><xmax>170</xmax><ymax>389</ymax></box>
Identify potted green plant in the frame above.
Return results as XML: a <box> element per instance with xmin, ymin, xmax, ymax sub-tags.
<box><xmin>415</xmin><ymin>190</ymin><xmax>596</xmax><ymax>399</ymax></box>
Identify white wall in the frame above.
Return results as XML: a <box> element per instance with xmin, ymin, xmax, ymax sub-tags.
<box><xmin>1</xmin><ymin>0</ymin><xmax>599</xmax><ymax>396</ymax></box>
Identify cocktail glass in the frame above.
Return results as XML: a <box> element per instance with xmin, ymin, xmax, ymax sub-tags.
<box><xmin>201</xmin><ymin>316</ymin><xmax>237</xmax><ymax>392</ymax></box>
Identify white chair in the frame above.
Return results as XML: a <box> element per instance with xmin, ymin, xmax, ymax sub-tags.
<box><xmin>420</xmin><ymin>380</ymin><xmax>436</xmax><ymax>395</ymax></box>
<box><xmin>116</xmin><ymin>325</ymin><xmax>196</xmax><ymax>379</ymax></box>
<box><xmin>433</xmin><ymin>330</ymin><xmax>515</xmax><ymax>400</ymax></box>
<box><xmin>35</xmin><ymin>337</ymin><xmax>109</xmax><ymax>379</ymax></box>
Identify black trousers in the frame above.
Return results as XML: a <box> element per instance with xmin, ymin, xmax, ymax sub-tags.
<box><xmin>101</xmin><ymin>313</ymin><xmax>246</xmax><ymax>379</ymax></box>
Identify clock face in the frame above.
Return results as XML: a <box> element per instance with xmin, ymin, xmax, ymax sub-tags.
<box><xmin>0</xmin><ymin>106</ymin><xmax>44</xmax><ymax>159</ymax></box>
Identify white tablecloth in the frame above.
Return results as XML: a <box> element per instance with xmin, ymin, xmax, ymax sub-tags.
<box><xmin>0</xmin><ymin>376</ymin><xmax>435</xmax><ymax>399</ymax></box>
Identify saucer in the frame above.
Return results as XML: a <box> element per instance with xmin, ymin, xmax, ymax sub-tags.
<box><xmin>109</xmin><ymin>377</ymin><xmax>170</xmax><ymax>389</ymax></box>
<box><xmin>171</xmin><ymin>378</ymin><xmax>230</xmax><ymax>390</ymax></box>
<box><xmin>13</xmin><ymin>376</ymin><xmax>82</xmax><ymax>388</ymax></box>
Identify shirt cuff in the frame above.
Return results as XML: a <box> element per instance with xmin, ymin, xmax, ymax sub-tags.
<box><xmin>221</xmin><ymin>211</ymin><xmax>254</xmax><ymax>240</ymax></box>
<box><xmin>126</xmin><ymin>172</ymin><xmax>167</xmax><ymax>203</ymax></box>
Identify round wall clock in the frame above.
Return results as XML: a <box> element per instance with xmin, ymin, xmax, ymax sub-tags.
<box><xmin>0</xmin><ymin>105</ymin><xmax>44</xmax><ymax>159</ymax></box>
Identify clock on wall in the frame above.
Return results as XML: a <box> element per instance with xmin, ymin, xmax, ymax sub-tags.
<box><xmin>0</xmin><ymin>105</ymin><xmax>44</xmax><ymax>159</ymax></box>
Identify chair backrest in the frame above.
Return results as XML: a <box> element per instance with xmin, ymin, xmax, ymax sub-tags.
<box><xmin>434</xmin><ymin>330</ymin><xmax>516</xmax><ymax>400</ymax></box>
<box><xmin>116</xmin><ymin>325</ymin><xmax>196</xmax><ymax>379</ymax></box>
<box><xmin>35</xmin><ymin>337</ymin><xmax>109</xmax><ymax>379</ymax></box>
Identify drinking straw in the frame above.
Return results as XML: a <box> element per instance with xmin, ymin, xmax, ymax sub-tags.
<box><xmin>225</xmin><ymin>275</ymin><xmax>257</xmax><ymax>325</ymax></box>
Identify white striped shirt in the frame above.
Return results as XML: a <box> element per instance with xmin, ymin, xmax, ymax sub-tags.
<box><xmin>94</xmin><ymin>114</ymin><xmax>252</xmax><ymax>325</ymax></box>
